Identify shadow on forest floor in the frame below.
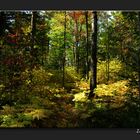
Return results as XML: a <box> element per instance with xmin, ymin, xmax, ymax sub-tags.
<box><xmin>0</xmin><ymin>68</ymin><xmax>140</xmax><ymax>128</ymax></box>
<box><xmin>81</xmin><ymin>94</ymin><xmax>140</xmax><ymax>128</ymax></box>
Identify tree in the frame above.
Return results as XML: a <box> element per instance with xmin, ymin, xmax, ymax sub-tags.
<box><xmin>0</xmin><ymin>12</ymin><xmax>6</xmax><ymax>37</ymax></box>
<box><xmin>0</xmin><ymin>11</ymin><xmax>6</xmax><ymax>93</ymax></box>
<box><xmin>69</xmin><ymin>11</ymin><xmax>84</xmax><ymax>73</ymax></box>
<box><xmin>137</xmin><ymin>12</ymin><xmax>140</xmax><ymax>100</ymax></box>
<box><xmin>85</xmin><ymin>11</ymin><xmax>89</xmax><ymax>80</ymax></box>
<box><xmin>30</xmin><ymin>11</ymin><xmax>37</xmax><ymax>69</ymax></box>
<box><xmin>89</xmin><ymin>11</ymin><xmax>98</xmax><ymax>99</ymax></box>
<box><xmin>62</xmin><ymin>11</ymin><xmax>67</xmax><ymax>87</ymax></box>
<box><xmin>105</xmin><ymin>13</ymin><xmax>110</xmax><ymax>83</ymax></box>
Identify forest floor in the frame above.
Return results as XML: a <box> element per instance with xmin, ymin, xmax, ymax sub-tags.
<box><xmin>71</xmin><ymin>80</ymin><xmax>140</xmax><ymax>128</ymax></box>
<box><xmin>0</xmin><ymin>68</ymin><xmax>140</xmax><ymax>128</ymax></box>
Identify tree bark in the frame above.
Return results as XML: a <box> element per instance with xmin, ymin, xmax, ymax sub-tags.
<box><xmin>75</xmin><ymin>19</ymin><xmax>79</xmax><ymax>73</ymax></box>
<box><xmin>85</xmin><ymin>11</ymin><xmax>89</xmax><ymax>80</ymax></box>
<box><xmin>30</xmin><ymin>11</ymin><xmax>37</xmax><ymax>69</ymax></box>
<box><xmin>0</xmin><ymin>12</ymin><xmax>6</xmax><ymax>37</ymax></box>
<box><xmin>62</xmin><ymin>11</ymin><xmax>67</xmax><ymax>87</ymax></box>
<box><xmin>89</xmin><ymin>11</ymin><xmax>98</xmax><ymax>99</ymax></box>
<box><xmin>106</xmin><ymin>14</ymin><xmax>109</xmax><ymax>83</ymax></box>
<box><xmin>29</xmin><ymin>11</ymin><xmax>37</xmax><ymax>87</ymax></box>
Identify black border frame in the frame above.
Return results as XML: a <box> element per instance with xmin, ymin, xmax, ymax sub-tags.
<box><xmin>0</xmin><ymin>0</ymin><xmax>140</xmax><ymax>10</ymax></box>
<box><xmin>0</xmin><ymin>128</ymin><xmax>140</xmax><ymax>140</ymax></box>
<box><xmin>0</xmin><ymin>0</ymin><xmax>140</xmax><ymax>140</ymax></box>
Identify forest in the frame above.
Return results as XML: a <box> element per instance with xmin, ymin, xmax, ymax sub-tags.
<box><xmin>0</xmin><ymin>10</ymin><xmax>140</xmax><ymax>128</ymax></box>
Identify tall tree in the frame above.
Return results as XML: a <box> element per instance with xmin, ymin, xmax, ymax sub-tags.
<box><xmin>89</xmin><ymin>11</ymin><xmax>98</xmax><ymax>99</ymax></box>
<box><xmin>0</xmin><ymin>12</ymin><xmax>6</xmax><ymax>37</ymax></box>
<box><xmin>0</xmin><ymin>12</ymin><xmax>6</xmax><ymax>89</ymax></box>
<box><xmin>29</xmin><ymin>11</ymin><xmax>37</xmax><ymax>86</ymax></box>
<box><xmin>62</xmin><ymin>11</ymin><xmax>67</xmax><ymax>87</ymax></box>
<box><xmin>106</xmin><ymin>13</ymin><xmax>110</xmax><ymax>83</ymax></box>
<box><xmin>69</xmin><ymin>11</ymin><xmax>83</xmax><ymax>73</ymax></box>
<box><xmin>30</xmin><ymin>11</ymin><xmax>37</xmax><ymax>69</ymax></box>
<box><xmin>85</xmin><ymin>11</ymin><xmax>89</xmax><ymax>80</ymax></box>
<box><xmin>74</xmin><ymin>12</ymin><xmax>80</xmax><ymax>73</ymax></box>
<box><xmin>137</xmin><ymin>12</ymin><xmax>140</xmax><ymax>100</ymax></box>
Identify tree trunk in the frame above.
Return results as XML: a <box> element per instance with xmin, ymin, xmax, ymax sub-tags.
<box><xmin>0</xmin><ymin>11</ymin><xmax>6</xmax><ymax>74</ymax></box>
<box><xmin>0</xmin><ymin>12</ymin><xmax>6</xmax><ymax>37</ymax></box>
<box><xmin>75</xmin><ymin>17</ymin><xmax>79</xmax><ymax>73</ymax></box>
<box><xmin>45</xmin><ymin>38</ymin><xmax>50</xmax><ymax>65</ymax></box>
<box><xmin>106</xmin><ymin>14</ymin><xmax>109</xmax><ymax>83</ymax></box>
<box><xmin>85</xmin><ymin>11</ymin><xmax>89</xmax><ymax>80</ymax></box>
<box><xmin>30</xmin><ymin>11</ymin><xmax>37</xmax><ymax>69</ymax></box>
<box><xmin>89</xmin><ymin>11</ymin><xmax>98</xmax><ymax>99</ymax></box>
<box><xmin>137</xmin><ymin>12</ymin><xmax>140</xmax><ymax>100</ymax></box>
<box><xmin>62</xmin><ymin>11</ymin><xmax>67</xmax><ymax>87</ymax></box>
<box><xmin>29</xmin><ymin>11</ymin><xmax>37</xmax><ymax>87</ymax></box>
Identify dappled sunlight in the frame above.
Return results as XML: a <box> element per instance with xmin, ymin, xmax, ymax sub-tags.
<box><xmin>95</xmin><ymin>80</ymin><xmax>129</xmax><ymax>97</ymax></box>
<box><xmin>0</xmin><ymin>11</ymin><xmax>140</xmax><ymax>128</ymax></box>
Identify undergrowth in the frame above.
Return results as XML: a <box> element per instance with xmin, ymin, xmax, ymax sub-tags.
<box><xmin>0</xmin><ymin>65</ymin><xmax>140</xmax><ymax>128</ymax></box>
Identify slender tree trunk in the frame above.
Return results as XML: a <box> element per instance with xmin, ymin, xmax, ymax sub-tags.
<box><xmin>45</xmin><ymin>38</ymin><xmax>50</xmax><ymax>65</ymax></box>
<box><xmin>30</xmin><ymin>11</ymin><xmax>37</xmax><ymax>69</ymax></box>
<box><xmin>106</xmin><ymin>15</ymin><xmax>109</xmax><ymax>83</ymax></box>
<box><xmin>75</xmin><ymin>41</ymin><xmax>79</xmax><ymax>73</ymax></box>
<box><xmin>29</xmin><ymin>11</ymin><xmax>37</xmax><ymax>90</ymax></box>
<box><xmin>0</xmin><ymin>11</ymin><xmax>5</xmax><ymax>77</ymax></box>
<box><xmin>137</xmin><ymin>12</ymin><xmax>140</xmax><ymax>100</ymax></box>
<box><xmin>89</xmin><ymin>11</ymin><xmax>98</xmax><ymax>99</ymax></box>
<box><xmin>69</xmin><ymin>19</ymin><xmax>75</xmax><ymax>67</ymax></box>
<box><xmin>78</xmin><ymin>23</ymin><xmax>83</xmax><ymax>72</ymax></box>
<box><xmin>0</xmin><ymin>12</ymin><xmax>6</xmax><ymax>37</ymax></box>
<box><xmin>73</xmin><ymin>45</ymin><xmax>75</xmax><ymax>66</ymax></box>
<box><xmin>85</xmin><ymin>11</ymin><xmax>89</xmax><ymax>80</ymax></box>
<box><xmin>0</xmin><ymin>12</ymin><xmax>6</xmax><ymax>100</ymax></box>
<box><xmin>75</xmin><ymin>18</ymin><xmax>79</xmax><ymax>73</ymax></box>
<box><xmin>62</xmin><ymin>11</ymin><xmax>67</xmax><ymax>87</ymax></box>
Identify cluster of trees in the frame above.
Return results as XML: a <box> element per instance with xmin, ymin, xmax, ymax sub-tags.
<box><xmin>0</xmin><ymin>10</ymin><xmax>140</xmax><ymax>127</ymax></box>
<box><xmin>0</xmin><ymin>11</ymin><xmax>97</xmax><ymax>99</ymax></box>
<box><xmin>1</xmin><ymin>10</ymin><xmax>140</xmax><ymax>99</ymax></box>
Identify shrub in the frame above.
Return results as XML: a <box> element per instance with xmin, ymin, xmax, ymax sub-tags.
<box><xmin>95</xmin><ymin>80</ymin><xmax>129</xmax><ymax>97</ymax></box>
<box><xmin>97</xmin><ymin>58</ymin><xmax>124</xmax><ymax>84</ymax></box>
<box><xmin>65</xmin><ymin>67</ymin><xmax>81</xmax><ymax>82</ymax></box>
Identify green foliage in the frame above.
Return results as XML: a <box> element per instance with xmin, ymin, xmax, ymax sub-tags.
<box><xmin>97</xmin><ymin>58</ymin><xmax>124</xmax><ymax>83</ymax></box>
<box><xmin>0</xmin><ymin>11</ymin><xmax>140</xmax><ymax>128</ymax></box>
<box><xmin>73</xmin><ymin>91</ymin><xmax>88</xmax><ymax>102</ymax></box>
<box><xmin>95</xmin><ymin>80</ymin><xmax>129</xmax><ymax>97</ymax></box>
<box><xmin>65</xmin><ymin>67</ymin><xmax>81</xmax><ymax>82</ymax></box>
